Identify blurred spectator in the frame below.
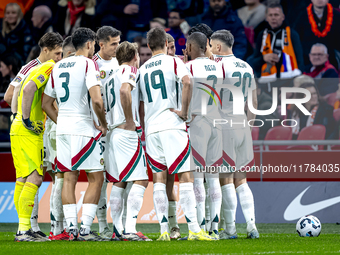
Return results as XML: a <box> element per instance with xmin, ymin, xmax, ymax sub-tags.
<box><xmin>165</xmin><ymin>9</ymin><xmax>188</xmax><ymax>56</ymax></box>
<box><xmin>133</xmin><ymin>36</ymin><xmax>147</xmax><ymax>51</ymax></box>
<box><xmin>139</xmin><ymin>43</ymin><xmax>152</xmax><ymax>66</ymax></box>
<box><xmin>201</xmin><ymin>0</ymin><xmax>247</xmax><ymax>59</ymax></box>
<box><xmin>31</xmin><ymin>5</ymin><xmax>53</xmax><ymax>44</ymax></box>
<box><xmin>171</xmin><ymin>0</ymin><xmax>205</xmax><ymax>26</ymax></box>
<box><xmin>0</xmin><ymin>1</ymin><xmax>34</xmax><ymax>19</ymax></box>
<box><xmin>247</xmin><ymin>3</ymin><xmax>303</xmax><ymax>84</ymax></box>
<box><xmin>0</xmin><ymin>3</ymin><xmax>34</xmax><ymax>64</ymax></box>
<box><xmin>237</xmin><ymin>0</ymin><xmax>266</xmax><ymax>46</ymax></box>
<box><xmin>304</xmin><ymin>43</ymin><xmax>339</xmax><ymax>97</ymax></box>
<box><xmin>289</xmin><ymin>83</ymin><xmax>336</xmax><ymax>139</ymax></box>
<box><xmin>0</xmin><ymin>54</ymin><xmax>21</xmax><ymax>92</ymax></box>
<box><xmin>26</xmin><ymin>45</ymin><xmax>41</xmax><ymax>63</ymax></box>
<box><xmin>150</xmin><ymin>17</ymin><xmax>166</xmax><ymax>29</ymax></box>
<box><xmin>293</xmin><ymin>0</ymin><xmax>340</xmax><ymax>69</ymax></box>
<box><xmin>53</xmin><ymin>0</ymin><xmax>95</xmax><ymax>37</ymax></box>
<box><xmin>293</xmin><ymin>74</ymin><xmax>316</xmax><ymax>88</ymax></box>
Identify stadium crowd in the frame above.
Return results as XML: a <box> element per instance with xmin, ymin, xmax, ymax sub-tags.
<box><xmin>0</xmin><ymin>0</ymin><xmax>340</xmax><ymax>142</ymax></box>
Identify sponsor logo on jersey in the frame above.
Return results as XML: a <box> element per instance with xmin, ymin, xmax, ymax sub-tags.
<box><xmin>129</xmin><ymin>74</ymin><xmax>136</xmax><ymax>82</ymax></box>
<box><xmin>100</xmin><ymin>158</ymin><xmax>104</xmax><ymax>165</ymax></box>
<box><xmin>100</xmin><ymin>70</ymin><xmax>106</xmax><ymax>79</ymax></box>
<box><xmin>13</xmin><ymin>76</ymin><xmax>22</xmax><ymax>83</ymax></box>
<box><xmin>37</xmin><ymin>75</ymin><xmax>45</xmax><ymax>83</ymax></box>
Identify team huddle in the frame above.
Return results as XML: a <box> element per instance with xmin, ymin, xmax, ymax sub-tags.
<box><xmin>7</xmin><ymin>24</ymin><xmax>259</xmax><ymax>242</ymax></box>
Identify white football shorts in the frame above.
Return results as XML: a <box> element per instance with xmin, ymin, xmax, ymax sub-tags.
<box><xmin>146</xmin><ymin>129</ymin><xmax>191</xmax><ymax>174</ymax></box>
<box><xmin>106</xmin><ymin>128</ymin><xmax>148</xmax><ymax>182</ymax></box>
<box><xmin>56</xmin><ymin>133</ymin><xmax>104</xmax><ymax>173</ymax></box>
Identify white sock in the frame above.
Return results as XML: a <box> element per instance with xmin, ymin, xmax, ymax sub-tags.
<box><xmin>193</xmin><ymin>178</ymin><xmax>205</xmax><ymax>230</ymax></box>
<box><xmin>53</xmin><ymin>177</ymin><xmax>64</xmax><ymax>235</ymax></box>
<box><xmin>221</xmin><ymin>183</ymin><xmax>237</xmax><ymax>234</ymax></box>
<box><xmin>179</xmin><ymin>182</ymin><xmax>201</xmax><ymax>233</ymax></box>
<box><xmin>168</xmin><ymin>201</ymin><xmax>179</xmax><ymax>229</ymax></box>
<box><xmin>206</xmin><ymin>175</ymin><xmax>221</xmax><ymax>232</ymax></box>
<box><xmin>96</xmin><ymin>180</ymin><xmax>109</xmax><ymax>233</ymax></box>
<box><xmin>122</xmin><ymin>182</ymin><xmax>132</xmax><ymax>228</ymax></box>
<box><xmin>125</xmin><ymin>184</ymin><xmax>146</xmax><ymax>233</ymax></box>
<box><xmin>153</xmin><ymin>182</ymin><xmax>169</xmax><ymax>234</ymax></box>
<box><xmin>236</xmin><ymin>183</ymin><xmax>256</xmax><ymax>232</ymax></box>
<box><xmin>110</xmin><ymin>185</ymin><xmax>124</xmax><ymax>236</ymax></box>
<box><xmin>50</xmin><ymin>182</ymin><xmax>55</xmax><ymax>234</ymax></box>
<box><xmin>80</xmin><ymin>203</ymin><xmax>97</xmax><ymax>234</ymax></box>
<box><xmin>31</xmin><ymin>190</ymin><xmax>40</xmax><ymax>232</ymax></box>
<box><xmin>219</xmin><ymin>201</ymin><xmax>226</xmax><ymax>230</ymax></box>
<box><xmin>204</xmin><ymin>182</ymin><xmax>211</xmax><ymax>232</ymax></box>
<box><xmin>63</xmin><ymin>204</ymin><xmax>78</xmax><ymax>230</ymax></box>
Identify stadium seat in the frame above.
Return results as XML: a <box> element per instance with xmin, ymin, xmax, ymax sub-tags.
<box><xmin>333</xmin><ymin>108</ymin><xmax>340</xmax><ymax>122</ymax></box>
<box><xmin>251</xmin><ymin>127</ymin><xmax>259</xmax><ymax>140</ymax></box>
<box><xmin>287</xmin><ymin>125</ymin><xmax>326</xmax><ymax>150</ymax></box>
<box><xmin>264</xmin><ymin>126</ymin><xmax>292</xmax><ymax>150</ymax></box>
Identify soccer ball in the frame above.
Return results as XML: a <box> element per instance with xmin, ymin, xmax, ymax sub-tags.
<box><xmin>296</xmin><ymin>215</ymin><xmax>321</xmax><ymax>237</ymax></box>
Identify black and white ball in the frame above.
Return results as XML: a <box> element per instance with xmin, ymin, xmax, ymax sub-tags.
<box><xmin>296</xmin><ymin>215</ymin><xmax>321</xmax><ymax>237</ymax></box>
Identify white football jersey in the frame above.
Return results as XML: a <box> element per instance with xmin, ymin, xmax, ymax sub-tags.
<box><xmin>44</xmin><ymin>55</ymin><xmax>101</xmax><ymax>137</ymax></box>
<box><xmin>138</xmin><ymin>53</ymin><xmax>191</xmax><ymax>136</ymax></box>
<box><xmin>216</xmin><ymin>54</ymin><xmax>256</xmax><ymax>128</ymax></box>
<box><xmin>103</xmin><ymin>65</ymin><xmax>140</xmax><ymax>129</ymax></box>
<box><xmin>185</xmin><ymin>57</ymin><xmax>223</xmax><ymax>122</ymax></box>
<box><xmin>11</xmin><ymin>58</ymin><xmax>41</xmax><ymax>87</ymax></box>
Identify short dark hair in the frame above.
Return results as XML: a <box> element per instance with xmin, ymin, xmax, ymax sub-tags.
<box><xmin>1</xmin><ymin>54</ymin><xmax>21</xmax><ymax>75</ymax></box>
<box><xmin>72</xmin><ymin>27</ymin><xmax>97</xmax><ymax>50</ymax></box>
<box><xmin>116</xmin><ymin>41</ymin><xmax>138</xmax><ymax>65</ymax></box>
<box><xmin>187</xmin><ymin>32</ymin><xmax>207</xmax><ymax>51</ymax></box>
<box><xmin>96</xmin><ymin>26</ymin><xmax>121</xmax><ymax>43</ymax></box>
<box><xmin>62</xmin><ymin>36</ymin><xmax>73</xmax><ymax>50</ymax></box>
<box><xmin>38</xmin><ymin>32</ymin><xmax>63</xmax><ymax>50</ymax></box>
<box><xmin>266</xmin><ymin>3</ymin><xmax>284</xmax><ymax>14</ymax></box>
<box><xmin>188</xmin><ymin>23</ymin><xmax>213</xmax><ymax>39</ymax></box>
<box><xmin>147</xmin><ymin>28</ymin><xmax>166</xmax><ymax>51</ymax></box>
<box><xmin>211</xmin><ymin>30</ymin><xmax>234</xmax><ymax>48</ymax></box>
<box><xmin>169</xmin><ymin>8</ymin><xmax>185</xmax><ymax>19</ymax></box>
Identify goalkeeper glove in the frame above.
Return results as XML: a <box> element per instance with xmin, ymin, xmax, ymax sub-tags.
<box><xmin>10</xmin><ymin>113</ymin><xmax>17</xmax><ymax>123</ymax></box>
<box><xmin>22</xmin><ymin>117</ymin><xmax>44</xmax><ymax>135</ymax></box>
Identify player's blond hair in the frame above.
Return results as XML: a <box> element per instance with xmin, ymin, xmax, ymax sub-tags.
<box><xmin>166</xmin><ymin>33</ymin><xmax>174</xmax><ymax>44</ymax></box>
<box><xmin>116</xmin><ymin>41</ymin><xmax>138</xmax><ymax>65</ymax></box>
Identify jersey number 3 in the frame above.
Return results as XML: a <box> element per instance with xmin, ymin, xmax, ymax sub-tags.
<box><xmin>144</xmin><ymin>70</ymin><xmax>167</xmax><ymax>103</ymax></box>
<box><xmin>59</xmin><ymin>72</ymin><xmax>70</xmax><ymax>102</ymax></box>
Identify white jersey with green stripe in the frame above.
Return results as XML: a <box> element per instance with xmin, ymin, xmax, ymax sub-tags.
<box><xmin>138</xmin><ymin>53</ymin><xmax>191</xmax><ymax>136</ymax></box>
<box><xmin>185</xmin><ymin>57</ymin><xmax>223</xmax><ymax>123</ymax></box>
<box><xmin>215</xmin><ymin>54</ymin><xmax>256</xmax><ymax>128</ymax></box>
<box><xmin>103</xmin><ymin>64</ymin><xmax>141</xmax><ymax>130</ymax></box>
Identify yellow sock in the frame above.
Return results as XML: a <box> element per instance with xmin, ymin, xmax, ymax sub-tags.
<box><xmin>18</xmin><ymin>182</ymin><xmax>38</xmax><ymax>232</ymax></box>
<box><xmin>14</xmin><ymin>181</ymin><xmax>25</xmax><ymax>216</ymax></box>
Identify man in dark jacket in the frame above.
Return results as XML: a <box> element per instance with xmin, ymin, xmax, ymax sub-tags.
<box><xmin>247</xmin><ymin>4</ymin><xmax>304</xmax><ymax>83</ymax></box>
<box><xmin>201</xmin><ymin>0</ymin><xmax>247</xmax><ymax>60</ymax></box>
<box><xmin>31</xmin><ymin>5</ymin><xmax>53</xmax><ymax>44</ymax></box>
<box><xmin>293</xmin><ymin>0</ymin><xmax>340</xmax><ymax>69</ymax></box>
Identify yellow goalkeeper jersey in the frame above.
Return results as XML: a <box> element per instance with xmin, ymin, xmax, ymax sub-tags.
<box><xmin>10</xmin><ymin>60</ymin><xmax>55</xmax><ymax>136</ymax></box>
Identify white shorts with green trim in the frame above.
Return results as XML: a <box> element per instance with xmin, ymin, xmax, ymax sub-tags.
<box><xmin>56</xmin><ymin>133</ymin><xmax>104</xmax><ymax>173</ymax></box>
<box><xmin>146</xmin><ymin>129</ymin><xmax>190</xmax><ymax>174</ymax></box>
<box><xmin>222</xmin><ymin>127</ymin><xmax>255</xmax><ymax>172</ymax></box>
<box><xmin>189</xmin><ymin>116</ymin><xmax>222</xmax><ymax>170</ymax></box>
<box><xmin>106</xmin><ymin>128</ymin><xmax>148</xmax><ymax>182</ymax></box>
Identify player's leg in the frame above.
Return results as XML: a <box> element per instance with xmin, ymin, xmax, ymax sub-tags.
<box><xmin>62</xmin><ymin>170</ymin><xmax>78</xmax><ymax>240</ymax></box>
<box><xmin>79</xmin><ymin>171</ymin><xmax>104</xmax><ymax>238</ymax></box>
<box><xmin>122</xmin><ymin>182</ymin><xmax>132</xmax><ymax>229</ymax></box>
<box><xmin>96</xmin><ymin>135</ymin><xmax>111</xmax><ymax>238</ymax></box>
<box><xmin>204</xmin><ymin>181</ymin><xmax>211</xmax><ymax>232</ymax></box>
<box><xmin>47</xmin><ymin>169</ymin><xmax>55</xmax><ymax>240</ymax></box>
<box><xmin>110</xmin><ymin>182</ymin><xmax>126</xmax><ymax>240</ymax></box>
<box><xmin>193</xmin><ymin>172</ymin><xmax>206</xmax><ymax>231</ymax></box>
<box><xmin>166</xmin><ymin>173</ymin><xmax>180</xmax><ymax>239</ymax></box>
<box><xmin>14</xmin><ymin>177</ymin><xmax>25</xmax><ymax>219</ymax></box>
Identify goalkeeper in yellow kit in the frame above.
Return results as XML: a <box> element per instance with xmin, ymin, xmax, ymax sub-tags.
<box><xmin>10</xmin><ymin>32</ymin><xmax>63</xmax><ymax>242</ymax></box>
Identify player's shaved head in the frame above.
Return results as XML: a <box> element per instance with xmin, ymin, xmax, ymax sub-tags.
<box><xmin>211</xmin><ymin>30</ymin><xmax>234</xmax><ymax>48</ymax></box>
<box><xmin>147</xmin><ymin>28</ymin><xmax>167</xmax><ymax>52</ymax></box>
<box><xmin>72</xmin><ymin>27</ymin><xmax>97</xmax><ymax>50</ymax></box>
<box><xmin>187</xmin><ymin>32</ymin><xmax>207</xmax><ymax>52</ymax></box>
<box><xmin>62</xmin><ymin>36</ymin><xmax>75</xmax><ymax>57</ymax></box>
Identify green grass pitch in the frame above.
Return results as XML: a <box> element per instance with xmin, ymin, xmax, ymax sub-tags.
<box><xmin>1</xmin><ymin>223</ymin><xmax>340</xmax><ymax>254</ymax></box>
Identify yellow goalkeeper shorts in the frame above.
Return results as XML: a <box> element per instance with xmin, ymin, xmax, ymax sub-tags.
<box><xmin>10</xmin><ymin>134</ymin><xmax>44</xmax><ymax>178</ymax></box>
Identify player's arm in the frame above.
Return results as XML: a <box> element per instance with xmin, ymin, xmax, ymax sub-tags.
<box><xmin>10</xmin><ymin>85</ymin><xmax>20</xmax><ymax>114</ymax></box>
<box><xmin>42</xmin><ymin>95</ymin><xmax>58</xmax><ymax>124</ymax></box>
<box><xmin>4</xmin><ymin>84</ymin><xmax>14</xmax><ymax>106</ymax></box>
<box><xmin>89</xmin><ymin>85</ymin><xmax>107</xmax><ymax>136</ymax></box>
<box><xmin>139</xmin><ymin>100</ymin><xmax>145</xmax><ymax>131</ymax></box>
<box><xmin>179</xmin><ymin>75</ymin><xmax>192</xmax><ymax>121</ymax></box>
<box><xmin>120</xmin><ymin>82</ymin><xmax>136</xmax><ymax>131</ymax></box>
